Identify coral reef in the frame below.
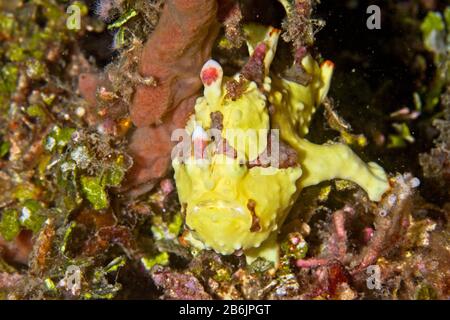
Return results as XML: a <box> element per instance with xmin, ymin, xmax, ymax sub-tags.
<box><xmin>79</xmin><ymin>0</ymin><xmax>221</xmax><ymax>192</ymax></box>
<box><xmin>419</xmin><ymin>98</ymin><xmax>450</xmax><ymax>197</ymax></box>
<box><xmin>0</xmin><ymin>0</ymin><xmax>448</xmax><ymax>300</ymax></box>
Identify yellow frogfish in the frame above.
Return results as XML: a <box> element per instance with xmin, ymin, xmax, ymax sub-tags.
<box><xmin>172</xmin><ymin>24</ymin><xmax>389</xmax><ymax>265</ymax></box>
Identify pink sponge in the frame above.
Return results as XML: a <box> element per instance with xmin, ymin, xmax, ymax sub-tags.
<box><xmin>130</xmin><ymin>0</ymin><xmax>220</xmax><ymax>127</ymax></box>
